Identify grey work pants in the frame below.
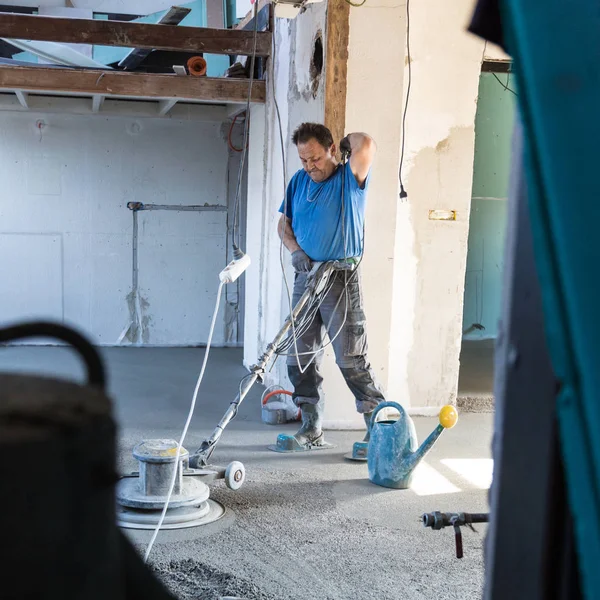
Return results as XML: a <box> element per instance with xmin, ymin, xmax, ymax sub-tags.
<box><xmin>286</xmin><ymin>268</ymin><xmax>386</xmax><ymax>414</ymax></box>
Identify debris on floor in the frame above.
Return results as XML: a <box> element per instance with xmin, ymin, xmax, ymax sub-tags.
<box><xmin>151</xmin><ymin>560</ymin><xmax>278</xmax><ymax>600</ymax></box>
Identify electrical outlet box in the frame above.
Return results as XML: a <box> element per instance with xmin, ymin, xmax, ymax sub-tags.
<box><xmin>429</xmin><ymin>209</ymin><xmax>457</xmax><ymax>221</ymax></box>
<box><xmin>219</xmin><ymin>254</ymin><xmax>251</xmax><ymax>283</ymax></box>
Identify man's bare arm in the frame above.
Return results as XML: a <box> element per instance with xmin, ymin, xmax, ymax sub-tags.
<box><xmin>278</xmin><ymin>214</ymin><xmax>301</xmax><ymax>254</ymax></box>
<box><xmin>341</xmin><ymin>132</ymin><xmax>377</xmax><ymax>187</ymax></box>
<box><xmin>278</xmin><ymin>214</ymin><xmax>313</xmax><ymax>272</ymax></box>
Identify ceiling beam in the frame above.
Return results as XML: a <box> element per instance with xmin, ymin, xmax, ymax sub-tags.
<box><xmin>158</xmin><ymin>98</ymin><xmax>178</xmax><ymax>116</ymax></box>
<box><xmin>92</xmin><ymin>94</ymin><xmax>104</xmax><ymax>113</ymax></box>
<box><xmin>118</xmin><ymin>6</ymin><xmax>191</xmax><ymax>71</ymax></box>
<box><xmin>0</xmin><ymin>66</ymin><xmax>266</xmax><ymax>104</ymax></box>
<box><xmin>0</xmin><ymin>13</ymin><xmax>272</xmax><ymax>57</ymax></box>
<box><xmin>14</xmin><ymin>89</ymin><xmax>28</xmax><ymax>108</ymax></box>
<box><xmin>482</xmin><ymin>59</ymin><xmax>512</xmax><ymax>73</ymax></box>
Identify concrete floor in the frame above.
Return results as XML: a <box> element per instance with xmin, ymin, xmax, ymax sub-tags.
<box><xmin>1</xmin><ymin>346</ymin><xmax>493</xmax><ymax>600</ymax></box>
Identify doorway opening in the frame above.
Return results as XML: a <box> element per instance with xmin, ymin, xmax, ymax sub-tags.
<box><xmin>458</xmin><ymin>67</ymin><xmax>517</xmax><ymax>408</ymax></box>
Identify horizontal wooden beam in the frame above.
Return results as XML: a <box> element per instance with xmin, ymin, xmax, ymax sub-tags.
<box><xmin>0</xmin><ymin>65</ymin><xmax>266</xmax><ymax>104</ymax></box>
<box><xmin>482</xmin><ymin>59</ymin><xmax>512</xmax><ymax>73</ymax></box>
<box><xmin>0</xmin><ymin>13</ymin><xmax>272</xmax><ymax>57</ymax></box>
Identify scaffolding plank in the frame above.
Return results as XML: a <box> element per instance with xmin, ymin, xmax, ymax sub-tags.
<box><xmin>0</xmin><ymin>13</ymin><xmax>272</xmax><ymax>57</ymax></box>
<box><xmin>0</xmin><ymin>65</ymin><xmax>266</xmax><ymax>104</ymax></box>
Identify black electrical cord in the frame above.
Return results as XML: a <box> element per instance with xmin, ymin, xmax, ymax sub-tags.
<box><xmin>492</xmin><ymin>72</ymin><xmax>518</xmax><ymax>96</ymax></box>
<box><xmin>275</xmin><ymin>154</ymin><xmax>366</xmax><ymax>360</ymax></box>
<box><xmin>399</xmin><ymin>0</ymin><xmax>411</xmax><ymax>200</ymax></box>
<box><xmin>231</xmin><ymin>0</ymin><xmax>260</xmax><ymax>259</ymax></box>
<box><xmin>0</xmin><ymin>321</ymin><xmax>106</xmax><ymax>390</ymax></box>
<box><xmin>275</xmin><ymin>277</ymin><xmax>337</xmax><ymax>353</ymax></box>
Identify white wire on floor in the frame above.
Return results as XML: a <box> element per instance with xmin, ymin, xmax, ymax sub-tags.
<box><xmin>143</xmin><ymin>280</ymin><xmax>225</xmax><ymax>563</ymax></box>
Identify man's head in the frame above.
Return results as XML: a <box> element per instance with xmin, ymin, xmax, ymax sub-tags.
<box><xmin>292</xmin><ymin>123</ymin><xmax>337</xmax><ymax>183</ymax></box>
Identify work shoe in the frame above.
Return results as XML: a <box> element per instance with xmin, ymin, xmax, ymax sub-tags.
<box><xmin>362</xmin><ymin>411</ymin><xmax>374</xmax><ymax>442</ymax></box>
<box><xmin>294</xmin><ymin>401</ymin><xmax>325</xmax><ymax>447</ymax></box>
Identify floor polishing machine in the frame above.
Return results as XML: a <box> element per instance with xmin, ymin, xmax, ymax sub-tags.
<box><xmin>116</xmin><ymin>259</ymin><xmax>349</xmax><ymax>530</ymax></box>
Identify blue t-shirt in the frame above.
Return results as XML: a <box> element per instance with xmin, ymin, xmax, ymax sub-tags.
<box><xmin>279</xmin><ymin>163</ymin><xmax>369</xmax><ymax>261</ymax></box>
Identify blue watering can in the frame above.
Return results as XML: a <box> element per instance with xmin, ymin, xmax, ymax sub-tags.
<box><xmin>367</xmin><ymin>401</ymin><xmax>458</xmax><ymax>489</ymax></box>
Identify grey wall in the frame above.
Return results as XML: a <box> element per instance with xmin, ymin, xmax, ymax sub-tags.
<box><xmin>0</xmin><ymin>109</ymin><xmax>243</xmax><ymax>346</ymax></box>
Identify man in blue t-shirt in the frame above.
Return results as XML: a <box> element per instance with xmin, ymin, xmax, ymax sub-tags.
<box><xmin>278</xmin><ymin>122</ymin><xmax>386</xmax><ymax>449</ymax></box>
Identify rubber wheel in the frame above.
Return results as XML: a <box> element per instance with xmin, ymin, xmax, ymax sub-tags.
<box><xmin>225</xmin><ymin>461</ymin><xmax>245</xmax><ymax>490</ymax></box>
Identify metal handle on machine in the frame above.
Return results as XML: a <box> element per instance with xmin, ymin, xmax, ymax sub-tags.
<box><xmin>0</xmin><ymin>321</ymin><xmax>106</xmax><ymax>390</ymax></box>
<box><xmin>189</xmin><ymin>262</ymin><xmax>339</xmax><ymax>468</ymax></box>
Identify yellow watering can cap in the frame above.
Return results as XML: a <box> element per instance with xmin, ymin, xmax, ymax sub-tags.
<box><xmin>439</xmin><ymin>405</ymin><xmax>458</xmax><ymax>429</ymax></box>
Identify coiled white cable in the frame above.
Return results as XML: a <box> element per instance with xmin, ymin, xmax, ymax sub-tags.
<box><xmin>144</xmin><ymin>281</ymin><xmax>225</xmax><ymax>563</ymax></box>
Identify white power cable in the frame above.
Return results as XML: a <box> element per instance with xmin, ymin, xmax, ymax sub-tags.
<box><xmin>145</xmin><ymin>2</ymin><xmax>261</xmax><ymax>561</ymax></box>
<box><xmin>144</xmin><ymin>280</ymin><xmax>225</xmax><ymax>563</ymax></box>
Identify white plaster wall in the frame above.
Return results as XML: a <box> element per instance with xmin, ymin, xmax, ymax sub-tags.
<box><xmin>315</xmin><ymin>0</ymin><xmax>406</xmax><ymax>429</ymax></box>
<box><xmin>245</xmin><ymin>0</ymin><xmax>485</xmax><ymax>424</ymax></box>
<box><xmin>0</xmin><ymin>109</ymin><xmax>233</xmax><ymax>346</ymax></box>
<box><xmin>388</xmin><ymin>0</ymin><xmax>485</xmax><ymax>411</ymax></box>
<box><xmin>484</xmin><ymin>41</ymin><xmax>511</xmax><ymax>62</ymax></box>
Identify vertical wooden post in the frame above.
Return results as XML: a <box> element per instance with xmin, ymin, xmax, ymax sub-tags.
<box><xmin>325</xmin><ymin>0</ymin><xmax>350</xmax><ymax>150</ymax></box>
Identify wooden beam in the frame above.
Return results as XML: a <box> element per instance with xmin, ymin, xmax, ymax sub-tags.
<box><xmin>324</xmin><ymin>0</ymin><xmax>350</xmax><ymax>153</ymax></box>
<box><xmin>0</xmin><ymin>66</ymin><xmax>266</xmax><ymax>104</ymax></box>
<box><xmin>118</xmin><ymin>6</ymin><xmax>191</xmax><ymax>71</ymax></box>
<box><xmin>92</xmin><ymin>94</ymin><xmax>104</xmax><ymax>113</ymax></box>
<box><xmin>14</xmin><ymin>89</ymin><xmax>28</xmax><ymax>108</ymax></box>
<box><xmin>482</xmin><ymin>59</ymin><xmax>512</xmax><ymax>73</ymax></box>
<box><xmin>0</xmin><ymin>13</ymin><xmax>272</xmax><ymax>57</ymax></box>
<box><xmin>158</xmin><ymin>98</ymin><xmax>178</xmax><ymax>116</ymax></box>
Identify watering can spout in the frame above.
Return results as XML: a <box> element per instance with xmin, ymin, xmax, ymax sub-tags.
<box><xmin>367</xmin><ymin>403</ymin><xmax>459</xmax><ymax>489</ymax></box>
<box><xmin>404</xmin><ymin>405</ymin><xmax>459</xmax><ymax>475</ymax></box>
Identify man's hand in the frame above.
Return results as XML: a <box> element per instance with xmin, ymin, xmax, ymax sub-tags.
<box><xmin>340</xmin><ymin>132</ymin><xmax>376</xmax><ymax>187</ymax></box>
<box><xmin>278</xmin><ymin>214</ymin><xmax>312</xmax><ymax>272</ymax></box>
<box><xmin>292</xmin><ymin>249</ymin><xmax>313</xmax><ymax>273</ymax></box>
<box><xmin>340</xmin><ymin>136</ymin><xmax>352</xmax><ymax>158</ymax></box>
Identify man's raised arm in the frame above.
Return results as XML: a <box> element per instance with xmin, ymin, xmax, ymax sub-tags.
<box><xmin>340</xmin><ymin>132</ymin><xmax>377</xmax><ymax>187</ymax></box>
